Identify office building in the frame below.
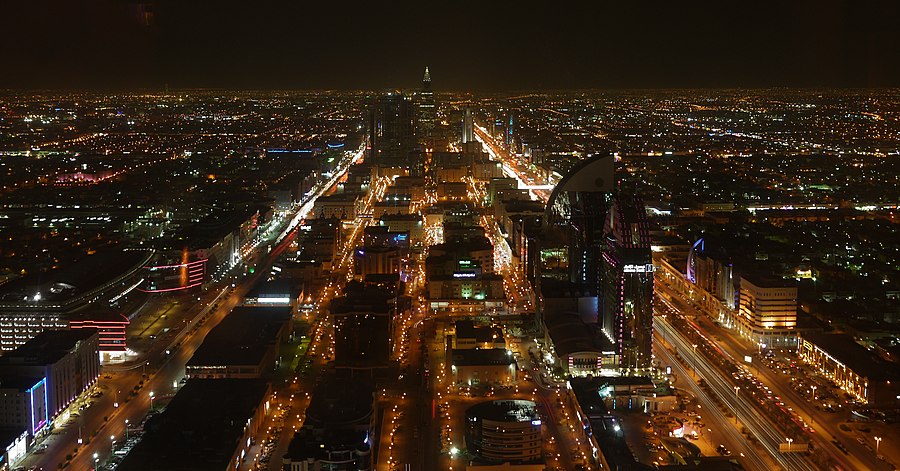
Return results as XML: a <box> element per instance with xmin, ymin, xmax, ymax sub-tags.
<box><xmin>462</xmin><ymin>107</ymin><xmax>474</xmax><ymax>143</ymax></box>
<box><xmin>0</xmin><ymin>329</ymin><xmax>100</xmax><ymax>421</ymax></box>
<box><xmin>0</xmin><ymin>376</ymin><xmax>48</xmax><ymax>438</ymax></box>
<box><xmin>369</xmin><ymin>93</ymin><xmax>416</xmax><ymax>170</ymax></box>
<box><xmin>543</xmin><ymin>155</ymin><xmax>615</xmax><ymax>319</ymax></box>
<box><xmin>686</xmin><ymin>238</ymin><xmax>737</xmax><ymax>310</ymax></box>
<box><xmin>0</xmin><ymin>248</ymin><xmax>151</xmax><ymax>352</ymax></box>
<box><xmin>416</xmin><ymin>67</ymin><xmax>436</xmax><ymax>139</ymax></box>
<box><xmin>600</xmin><ymin>193</ymin><xmax>654</xmax><ymax>372</ymax></box>
<box><xmin>736</xmin><ymin>274</ymin><xmax>797</xmax><ymax>348</ymax></box>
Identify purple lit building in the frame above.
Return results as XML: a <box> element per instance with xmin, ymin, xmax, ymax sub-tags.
<box><xmin>600</xmin><ymin>194</ymin><xmax>654</xmax><ymax>372</ymax></box>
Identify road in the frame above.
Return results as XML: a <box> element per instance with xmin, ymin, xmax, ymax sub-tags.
<box><xmin>653</xmin><ymin>327</ymin><xmax>773</xmax><ymax>471</ymax></box>
<box><xmin>16</xmin><ymin>145</ymin><xmax>366</xmax><ymax>471</ymax></box>
<box><xmin>654</xmin><ymin>312</ymin><xmax>817</xmax><ymax>471</ymax></box>
<box><xmin>657</xmin><ymin>277</ymin><xmax>893</xmax><ymax>471</ymax></box>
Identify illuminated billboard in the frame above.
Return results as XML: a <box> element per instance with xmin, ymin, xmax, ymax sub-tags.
<box><xmin>28</xmin><ymin>377</ymin><xmax>48</xmax><ymax>435</ymax></box>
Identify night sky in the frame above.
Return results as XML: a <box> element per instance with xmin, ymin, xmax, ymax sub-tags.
<box><xmin>1</xmin><ymin>1</ymin><xmax>898</xmax><ymax>90</ymax></box>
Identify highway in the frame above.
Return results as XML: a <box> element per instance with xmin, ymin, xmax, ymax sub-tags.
<box><xmin>653</xmin><ymin>325</ymin><xmax>773</xmax><ymax>471</ymax></box>
<box><xmin>16</xmin><ymin>144</ymin><xmax>366</xmax><ymax>471</ymax></box>
<box><xmin>657</xmin><ymin>278</ymin><xmax>892</xmax><ymax>471</ymax></box>
<box><xmin>654</xmin><ymin>311</ymin><xmax>817</xmax><ymax>471</ymax></box>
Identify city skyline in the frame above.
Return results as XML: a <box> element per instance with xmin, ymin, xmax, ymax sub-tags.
<box><xmin>1</xmin><ymin>5</ymin><xmax>899</xmax><ymax>470</ymax></box>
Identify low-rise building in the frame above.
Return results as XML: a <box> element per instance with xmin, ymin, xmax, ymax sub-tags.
<box><xmin>185</xmin><ymin>306</ymin><xmax>292</xmax><ymax>379</ymax></box>
<box><xmin>117</xmin><ymin>379</ymin><xmax>271</xmax><ymax>471</ymax></box>
<box><xmin>451</xmin><ymin>319</ymin><xmax>505</xmax><ymax>350</ymax></box>
<box><xmin>543</xmin><ymin>312</ymin><xmax>617</xmax><ymax>376</ymax></box>
<box><xmin>282</xmin><ymin>379</ymin><xmax>374</xmax><ymax>471</ymax></box>
<box><xmin>450</xmin><ymin>349</ymin><xmax>517</xmax><ymax>386</ymax></box>
<box><xmin>313</xmin><ymin>192</ymin><xmax>363</xmax><ymax>220</ymax></box>
<box><xmin>464</xmin><ymin>400</ymin><xmax>542</xmax><ymax>465</ymax></box>
<box><xmin>799</xmin><ymin>332</ymin><xmax>900</xmax><ymax>407</ymax></box>
<box><xmin>0</xmin><ymin>429</ymin><xmax>29</xmax><ymax>469</ymax></box>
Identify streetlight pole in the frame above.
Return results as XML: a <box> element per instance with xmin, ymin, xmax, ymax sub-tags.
<box><xmin>110</xmin><ymin>435</ymin><xmax>116</xmax><ymax>463</ymax></box>
<box><xmin>149</xmin><ymin>391</ymin><xmax>155</xmax><ymax>410</ymax></box>
<box><xmin>125</xmin><ymin>419</ymin><xmax>129</xmax><ymax>442</ymax></box>
<box><xmin>93</xmin><ymin>452</ymin><xmax>99</xmax><ymax>470</ymax></box>
<box><xmin>734</xmin><ymin>386</ymin><xmax>740</xmax><ymax>397</ymax></box>
<box><xmin>874</xmin><ymin>436</ymin><xmax>882</xmax><ymax>455</ymax></box>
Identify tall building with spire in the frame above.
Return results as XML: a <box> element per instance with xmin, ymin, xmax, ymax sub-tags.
<box><xmin>416</xmin><ymin>67</ymin><xmax>436</xmax><ymax>138</ymax></box>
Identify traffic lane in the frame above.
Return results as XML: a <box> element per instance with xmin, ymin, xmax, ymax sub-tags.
<box><xmin>664</xmin><ymin>284</ymin><xmax>870</xmax><ymax>470</ymax></box>
<box><xmin>656</xmin><ymin>318</ymin><xmax>815</xmax><ymax>471</ymax></box>
<box><xmin>653</xmin><ymin>334</ymin><xmax>769</xmax><ymax>471</ymax></box>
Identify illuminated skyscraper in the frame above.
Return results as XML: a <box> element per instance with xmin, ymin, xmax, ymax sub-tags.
<box><xmin>416</xmin><ymin>66</ymin><xmax>436</xmax><ymax>138</ymax></box>
<box><xmin>462</xmin><ymin>107</ymin><xmax>474</xmax><ymax>143</ymax></box>
<box><xmin>600</xmin><ymin>193</ymin><xmax>653</xmax><ymax>372</ymax></box>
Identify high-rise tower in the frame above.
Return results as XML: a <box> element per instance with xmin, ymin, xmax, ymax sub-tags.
<box><xmin>462</xmin><ymin>107</ymin><xmax>474</xmax><ymax>143</ymax></box>
<box><xmin>600</xmin><ymin>193</ymin><xmax>654</xmax><ymax>372</ymax></box>
<box><xmin>369</xmin><ymin>92</ymin><xmax>415</xmax><ymax>168</ymax></box>
<box><xmin>416</xmin><ymin>67</ymin><xmax>436</xmax><ymax>138</ymax></box>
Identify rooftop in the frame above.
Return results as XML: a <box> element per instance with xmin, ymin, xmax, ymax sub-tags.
<box><xmin>451</xmin><ymin>348</ymin><xmax>515</xmax><ymax>367</ymax></box>
<box><xmin>0</xmin><ymin>248</ymin><xmax>150</xmax><ymax>305</ymax></box>
<box><xmin>305</xmin><ymin>378</ymin><xmax>374</xmax><ymax>428</ymax></box>
<box><xmin>186</xmin><ymin>306</ymin><xmax>291</xmax><ymax>368</ymax></box>
<box><xmin>116</xmin><ymin>379</ymin><xmax>269</xmax><ymax>471</ymax></box>
<box><xmin>802</xmin><ymin>332</ymin><xmax>900</xmax><ymax>381</ymax></box>
<box><xmin>0</xmin><ymin>328</ymin><xmax>97</xmax><ymax>366</ymax></box>
<box><xmin>466</xmin><ymin>400</ymin><xmax>539</xmax><ymax>423</ymax></box>
<box><xmin>0</xmin><ymin>375</ymin><xmax>44</xmax><ymax>391</ymax></box>
<box><xmin>544</xmin><ymin>312</ymin><xmax>612</xmax><ymax>357</ymax></box>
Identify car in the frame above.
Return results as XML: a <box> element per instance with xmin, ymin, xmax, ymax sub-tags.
<box><xmin>716</xmin><ymin>444</ymin><xmax>731</xmax><ymax>456</ymax></box>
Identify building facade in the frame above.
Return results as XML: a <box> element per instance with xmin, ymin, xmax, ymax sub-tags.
<box><xmin>736</xmin><ymin>275</ymin><xmax>798</xmax><ymax>348</ymax></box>
<box><xmin>464</xmin><ymin>400</ymin><xmax>542</xmax><ymax>465</ymax></box>
<box><xmin>600</xmin><ymin>194</ymin><xmax>654</xmax><ymax>372</ymax></box>
<box><xmin>0</xmin><ymin>329</ymin><xmax>101</xmax><ymax>421</ymax></box>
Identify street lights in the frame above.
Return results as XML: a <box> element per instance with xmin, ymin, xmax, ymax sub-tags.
<box><xmin>110</xmin><ymin>434</ymin><xmax>116</xmax><ymax>460</ymax></box>
<box><xmin>149</xmin><ymin>391</ymin><xmax>155</xmax><ymax>410</ymax></box>
<box><xmin>874</xmin><ymin>436</ymin><xmax>882</xmax><ymax>455</ymax></box>
<box><xmin>93</xmin><ymin>452</ymin><xmax>99</xmax><ymax>470</ymax></box>
<box><xmin>786</xmin><ymin>437</ymin><xmax>793</xmax><ymax>447</ymax></box>
<box><xmin>734</xmin><ymin>386</ymin><xmax>740</xmax><ymax>397</ymax></box>
<box><xmin>125</xmin><ymin>419</ymin><xmax>130</xmax><ymax>441</ymax></box>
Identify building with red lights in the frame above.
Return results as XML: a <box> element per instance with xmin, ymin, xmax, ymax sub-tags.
<box><xmin>139</xmin><ymin>257</ymin><xmax>207</xmax><ymax>293</ymax></box>
<box><xmin>68</xmin><ymin>310</ymin><xmax>129</xmax><ymax>362</ymax></box>
<box><xmin>0</xmin><ymin>248</ymin><xmax>150</xmax><ymax>353</ymax></box>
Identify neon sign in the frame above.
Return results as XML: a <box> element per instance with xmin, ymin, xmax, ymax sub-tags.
<box><xmin>623</xmin><ymin>264</ymin><xmax>654</xmax><ymax>273</ymax></box>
